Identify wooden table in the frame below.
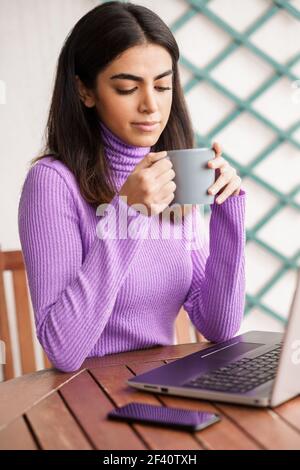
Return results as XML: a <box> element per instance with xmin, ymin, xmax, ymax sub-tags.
<box><xmin>1</xmin><ymin>342</ymin><xmax>300</xmax><ymax>450</ymax></box>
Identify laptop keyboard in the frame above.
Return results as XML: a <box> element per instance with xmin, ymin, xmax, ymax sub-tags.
<box><xmin>184</xmin><ymin>343</ymin><xmax>283</xmax><ymax>394</ymax></box>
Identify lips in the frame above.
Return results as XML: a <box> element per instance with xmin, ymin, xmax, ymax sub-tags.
<box><xmin>132</xmin><ymin>121</ymin><xmax>160</xmax><ymax>125</ymax></box>
<box><xmin>131</xmin><ymin>122</ymin><xmax>160</xmax><ymax>132</ymax></box>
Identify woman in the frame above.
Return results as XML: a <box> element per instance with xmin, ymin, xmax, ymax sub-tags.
<box><xmin>18</xmin><ymin>1</ymin><xmax>246</xmax><ymax>373</ymax></box>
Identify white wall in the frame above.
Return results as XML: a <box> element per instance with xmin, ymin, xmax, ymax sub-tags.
<box><xmin>0</xmin><ymin>0</ymin><xmax>299</xmax><ymax>377</ymax></box>
<box><xmin>0</xmin><ymin>0</ymin><xmax>100</xmax><ymax>249</ymax></box>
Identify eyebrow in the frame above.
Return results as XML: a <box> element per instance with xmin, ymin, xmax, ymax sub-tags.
<box><xmin>109</xmin><ymin>69</ymin><xmax>173</xmax><ymax>82</ymax></box>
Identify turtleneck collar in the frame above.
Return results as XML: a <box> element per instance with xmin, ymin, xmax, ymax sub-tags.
<box><xmin>99</xmin><ymin>120</ymin><xmax>151</xmax><ymax>177</ymax></box>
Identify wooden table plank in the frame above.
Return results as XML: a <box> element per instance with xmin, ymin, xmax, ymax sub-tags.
<box><xmin>214</xmin><ymin>403</ymin><xmax>300</xmax><ymax>450</ymax></box>
<box><xmin>59</xmin><ymin>369</ymin><xmax>146</xmax><ymax>450</ymax></box>
<box><xmin>90</xmin><ymin>362</ymin><xmax>204</xmax><ymax>450</ymax></box>
<box><xmin>83</xmin><ymin>342</ymin><xmax>210</xmax><ymax>369</ymax></box>
<box><xmin>0</xmin><ymin>416</ymin><xmax>38</xmax><ymax>450</ymax></box>
<box><xmin>273</xmin><ymin>396</ymin><xmax>300</xmax><ymax>433</ymax></box>
<box><xmin>0</xmin><ymin>368</ymin><xmax>82</xmax><ymax>430</ymax></box>
<box><xmin>26</xmin><ymin>391</ymin><xmax>92</xmax><ymax>450</ymax></box>
<box><xmin>131</xmin><ymin>361</ymin><xmax>260</xmax><ymax>450</ymax></box>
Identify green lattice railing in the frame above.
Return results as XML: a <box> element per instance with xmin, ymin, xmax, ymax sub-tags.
<box><xmin>101</xmin><ymin>0</ymin><xmax>300</xmax><ymax>325</ymax></box>
<box><xmin>173</xmin><ymin>0</ymin><xmax>300</xmax><ymax>324</ymax></box>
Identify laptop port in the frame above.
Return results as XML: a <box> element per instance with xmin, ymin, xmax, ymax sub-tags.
<box><xmin>161</xmin><ymin>387</ymin><xmax>169</xmax><ymax>392</ymax></box>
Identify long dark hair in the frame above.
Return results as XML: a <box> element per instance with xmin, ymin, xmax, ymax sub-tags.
<box><xmin>33</xmin><ymin>1</ymin><xmax>195</xmax><ymax>221</ymax></box>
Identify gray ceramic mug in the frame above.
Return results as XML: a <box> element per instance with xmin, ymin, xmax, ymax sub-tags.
<box><xmin>165</xmin><ymin>148</ymin><xmax>216</xmax><ymax>205</ymax></box>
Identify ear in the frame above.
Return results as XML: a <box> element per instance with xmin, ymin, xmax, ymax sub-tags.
<box><xmin>75</xmin><ymin>75</ymin><xmax>96</xmax><ymax>108</ymax></box>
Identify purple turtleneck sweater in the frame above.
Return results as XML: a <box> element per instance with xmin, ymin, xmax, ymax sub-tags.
<box><xmin>18</xmin><ymin>121</ymin><xmax>246</xmax><ymax>372</ymax></box>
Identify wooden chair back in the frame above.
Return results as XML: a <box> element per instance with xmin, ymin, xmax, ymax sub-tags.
<box><xmin>0</xmin><ymin>250</ymin><xmax>51</xmax><ymax>380</ymax></box>
<box><xmin>175</xmin><ymin>306</ymin><xmax>206</xmax><ymax>344</ymax></box>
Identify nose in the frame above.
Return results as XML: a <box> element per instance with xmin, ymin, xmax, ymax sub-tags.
<box><xmin>138</xmin><ymin>87</ymin><xmax>159</xmax><ymax>114</ymax></box>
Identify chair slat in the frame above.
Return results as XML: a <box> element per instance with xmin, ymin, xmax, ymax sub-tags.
<box><xmin>0</xmin><ymin>267</ymin><xmax>14</xmax><ymax>380</ymax></box>
<box><xmin>12</xmin><ymin>269</ymin><xmax>36</xmax><ymax>375</ymax></box>
<box><xmin>175</xmin><ymin>307</ymin><xmax>194</xmax><ymax>344</ymax></box>
<box><xmin>2</xmin><ymin>251</ymin><xmax>24</xmax><ymax>271</ymax></box>
<box><xmin>43</xmin><ymin>351</ymin><xmax>52</xmax><ymax>370</ymax></box>
<box><xmin>0</xmin><ymin>250</ymin><xmax>53</xmax><ymax>379</ymax></box>
<box><xmin>195</xmin><ymin>330</ymin><xmax>207</xmax><ymax>343</ymax></box>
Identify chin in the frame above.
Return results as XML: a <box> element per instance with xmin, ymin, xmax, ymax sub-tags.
<box><xmin>132</xmin><ymin>133</ymin><xmax>160</xmax><ymax>147</ymax></box>
<box><xmin>138</xmin><ymin>137</ymin><xmax>158</xmax><ymax>147</ymax></box>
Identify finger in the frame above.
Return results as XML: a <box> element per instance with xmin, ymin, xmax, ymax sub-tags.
<box><xmin>233</xmin><ymin>187</ymin><xmax>241</xmax><ymax>196</ymax></box>
<box><xmin>215</xmin><ymin>177</ymin><xmax>242</xmax><ymax>204</ymax></box>
<box><xmin>207</xmin><ymin>156</ymin><xmax>228</xmax><ymax>169</ymax></box>
<box><xmin>160</xmin><ymin>180</ymin><xmax>177</xmax><ymax>199</ymax></box>
<box><xmin>150</xmin><ymin>193</ymin><xmax>175</xmax><ymax>215</ymax></box>
<box><xmin>136</xmin><ymin>151</ymin><xmax>168</xmax><ymax>170</ymax></box>
<box><xmin>156</xmin><ymin>168</ymin><xmax>176</xmax><ymax>187</ymax></box>
<box><xmin>212</xmin><ymin>142</ymin><xmax>222</xmax><ymax>156</ymax></box>
<box><xmin>161</xmin><ymin>192</ymin><xmax>175</xmax><ymax>207</ymax></box>
<box><xmin>208</xmin><ymin>169</ymin><xmax>233</xmax><ymax>195</ymax></box>
<box><xmin>150</xmin><ymin>156</ymin><xmax>173</xmax><ymax>177</ymax></box>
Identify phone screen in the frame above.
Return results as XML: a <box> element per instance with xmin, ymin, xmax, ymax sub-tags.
<box><xmin>107</xmin><ymin>402</ymin><xmax>221</xmax><ymax>431</ymax></box>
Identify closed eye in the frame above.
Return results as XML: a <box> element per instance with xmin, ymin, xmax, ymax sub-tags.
<box><xmin>116</xmin><ymin>86</ymin><xmax>172</xmax><ymax>95</ymax></box>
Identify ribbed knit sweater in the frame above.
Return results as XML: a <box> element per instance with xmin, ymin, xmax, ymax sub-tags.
<box><xmin>18</xmin><ymin>121</ymin><xmax>246</xmax><ymax>372</ymax></box>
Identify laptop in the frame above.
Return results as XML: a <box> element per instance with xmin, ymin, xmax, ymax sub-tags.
<box><xmin>128</xmin><ymin>270</ymin><xmax>300</xmax><ymax>407</ymax></box>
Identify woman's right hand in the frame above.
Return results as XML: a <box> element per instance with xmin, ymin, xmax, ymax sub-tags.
<box><xmin>119</xmin><ymin>151</ymin><xmax>176</xmax><ymax>216</ymax></box>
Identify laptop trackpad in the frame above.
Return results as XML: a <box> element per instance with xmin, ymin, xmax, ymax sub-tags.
<box><xmin>200</xmin><ymin>341</ymin><xmax>264</xmax><ymax>361</ymax></box>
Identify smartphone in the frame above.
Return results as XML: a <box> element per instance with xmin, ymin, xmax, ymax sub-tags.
<box><xmin>107</xmin><ymin>402</ymin><xmax>221</xmax><ymax>431</ymax></box>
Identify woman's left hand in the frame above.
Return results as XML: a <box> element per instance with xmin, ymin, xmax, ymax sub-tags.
<box><xmin>207</xmin><ymin>142</ymin><xmax>242</xmax><ymax>204</ymax></box>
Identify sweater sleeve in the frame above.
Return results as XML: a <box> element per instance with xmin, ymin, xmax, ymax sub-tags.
<box><xmin>18</xmin><ymin>163</ymin><xmax>150</xmax><ymax>372</ymax></box>
<box><xmin>183</xmin><ymin>189</ymin><xmax>246</xmax><ymax>342</ymax></box>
